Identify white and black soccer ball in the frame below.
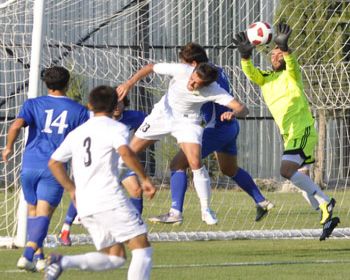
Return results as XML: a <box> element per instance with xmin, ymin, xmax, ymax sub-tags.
<box><xmin>246</xmin><ymin>22</ymin><xmax>273</xmax><ymax>46</ymax></box>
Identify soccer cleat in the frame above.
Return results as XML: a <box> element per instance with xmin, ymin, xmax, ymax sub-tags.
<box><xmin>255</xmin><ymin>200</ymin><xmax>275</xmax><ymax>222</ymax></box>
<box><xmin>201</xmin><ymin>208</ymin><xmax>218</xmax><ymax>225</ymax></box>
<box><xmin>319</xmin><ymin>198</ymin><xmax>336</xmax><ymax>225</ymax></box>
<box><xmin>148</xmin><ymin>211</ymin><xmax>183</xmax><ymax>224</ymax></box>
<box><xmin>58</xmin><ymin>230</ymin><xmax>72</xmax><ymax>246</ymax></box>
<box><xmin>35</xmin><ymin>258</ymin><xmax>46</xmax><ymax>272</ymax></box>
<box><xmin>320</xmin><ymin>217</ymin><xmax>340</xmax><ymax>241</ymax></box>
<box><xmin>17</xmin><ymin>256</ymin><xmax>36</xmax><ymax>272</ymax></box>
<box><xmin>45</xmin><ymin>254</ymin><xmax>63</xmax><ymax>280</ymax></box>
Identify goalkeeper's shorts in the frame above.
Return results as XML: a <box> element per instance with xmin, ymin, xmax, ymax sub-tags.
<box><xmin>282</xmin><ymin>125</ymin><xmax>318</xmax><ymax>165</ymax></box>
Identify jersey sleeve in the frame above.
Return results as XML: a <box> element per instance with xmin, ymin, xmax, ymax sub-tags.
<box><xmin>206</xmin><ymin>83</ymin><xmax>234</xmax><ymax>106</ymax></box>
<box><xmin>153</xmin><ymin>63</ymin><xmax>189</xmax><ymax>77</ymax></box>
<box><xmin>241</xmin><ymin>59</ymin><xmax>266</xmax><ymax>86</ymax></box>
<box><xmin>111</xmin><ymin>123</ymin><xmax>130</xmax><ymax>150</ymax></box>
<box><xmin>51</xmin><ymin>133</ymin><xmax>73</xmax><ymax>163</ymax></box>
<box><xmin>17</xmin><ymin>99</ymin><xmax>33</xmax><ymax>126</ymax></box>
<box><xmin>284</xmin><ymin>53</ymin><xmax>302</xmax><ymax>82</ymax></box>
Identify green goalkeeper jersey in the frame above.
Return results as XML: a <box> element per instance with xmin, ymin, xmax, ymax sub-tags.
<box><xmin>241</xmin><ymin>53</ymin><xmax>314</xmax><ymax>136</ymax></box>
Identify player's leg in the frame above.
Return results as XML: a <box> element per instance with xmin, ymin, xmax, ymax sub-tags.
<box><xmin>281</xmin><ymin>126</ymin><xmax>335</xmax><ymax>225</ymax></box>
<box><xmin>122</xmin><ymin>173</ymin><xmax>143</xmax><ymax>214</ymax></box>
<box><xmin>125</xmin><ymin>234</ymin><xmax>152</xmax><ymax>280</ymax></box>
<box><xmin>180</xmin><ymin>142</ymin><xmax>217</xmax><ymax>225</ymax></box>
<box><xmin>149</xmin><ymin>150</ymin><xmax>188</xmax><ymax>224</ymax></box>
<box><xmin>58</xmin><ymin>202</ymin><xmax>77</xmax><ymax>246</ymax></box>
<box><xmin>216</xmin><ymin>152</ymin><xmax>274</xmax><ymax>221</ymax></box>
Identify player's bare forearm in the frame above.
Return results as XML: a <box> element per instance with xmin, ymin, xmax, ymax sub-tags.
<box><xmin>2</xmin><ymin>118</ymin><xmax>25</xmax><ymax>162</ymax></box>
<box><xmin>226</xmin><ymin>99</ymin><xmax>249</xmax><ymax>118</ymax></box>
<box><xmin>48</xmin><ymin>159</ymin><xmax>76</xmax><ymax>201</ymax></box>
<box><xmin>117</xmin><ymin>64</ymin><xmax>154</xmax><ymax>100</ymax></box>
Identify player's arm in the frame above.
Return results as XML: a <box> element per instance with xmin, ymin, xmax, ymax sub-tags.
<box><xmin>2</xmin><ymin>118</ymin><xmax>26</xmax><ymax>162</ymax></box>
<box><xmin>274</xmin><ymin>23</ymin><xmax>302</xmax><ymax>81</ymax></box>
<box><xmin>117</xmin><ymin>64</ymin><xmax>155</xmax><ymax>100</ymax></box>
<box><xmin>48</xmin><ymin>159</ymin><xmax>76</xmax><ymax>204</ymax></box>
<box><xmin>225</xmin><ymin>99</ymin><xmax>249</xmax><ymax>118</ymax></box>
<box><xmin>118</xmin><ymin>145</ymin><xmax>156</xmax><ymax>199</ymax></box>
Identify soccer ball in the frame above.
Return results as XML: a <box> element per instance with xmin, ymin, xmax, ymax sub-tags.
<box><xmin>246</xmin><ymin>22</ymin><xmax>273</xmax><ymax>46</ymax></box>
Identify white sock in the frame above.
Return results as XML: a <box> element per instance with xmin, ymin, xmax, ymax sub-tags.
<box><xmin>62</xmin><ymin>223</ymin><xmax>71</xmax><ymax>232</ymax></box>
<box><xmin>61</xmin><ymin>252</ymin><xmax>125</xmax><ymax>271</ymax></box>
<box><xmin>192</xmin><ymin>166</ymin><xmax>211</xmax><ymax>212</ymax></box>
<box><xmin>301</xmin><ymin>190</ymin><xmax>320</xmax><ymax>211</ymax></box>
<box><xmin>128</xmin><ymin>247</ymin><xmax>153</xmax><ymax>280</ymax></box>
<box><xmin>290</xmin><ymin>172</ymin><xmax>329</xmax><ymax>206</ymax></box>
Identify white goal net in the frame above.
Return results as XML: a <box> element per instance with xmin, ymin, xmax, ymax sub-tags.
<box><xmin>1</xmin><ymin>0</ymin><xmax>350</xmax><ymax>246</ymax></box>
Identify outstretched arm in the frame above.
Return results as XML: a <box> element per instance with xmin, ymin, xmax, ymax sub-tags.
<box><xmin>117</xmin><ymin>64</ymin><xmax>154</xmax><ymax>100</ymax></box>
<box><xmin>2</xmin><ymin>118</ymin><xmax>26</xmax><ymax>162</ymax></box>
<box><xmin>225</xmin><ymin>99</ymin><xmax>249</xmax><ymax>118</ymax></box>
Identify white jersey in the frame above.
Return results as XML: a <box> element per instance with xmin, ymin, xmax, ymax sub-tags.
<box><xmin>51</xmin><ymin>116</ymin><xmax>130</xmax><ymax>217</ymax></box>
<box><xmin>153</xmin><ymin>63</ymin><xmax>233</xmax><ymax>120</ymax></box>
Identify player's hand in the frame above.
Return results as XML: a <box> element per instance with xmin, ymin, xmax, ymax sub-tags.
<box><xmin>274</xmin><ymin>23</ymin><xmax>292</xmax><ymax>52</ymax></box>
<box><xmin>141</xmin><ymin>177</ymin><xmax>157</xmax><ymax>200</ymax></box>
<box><xmin>232</xmin><ymin>31</ymin><xmax>254</xmax><ymax>59</ymax></box>
<box><xmin>2</xmin><ymin>147</ymin><xmax>12</xmax><ymax>163</ymax></box>
<box><xmin>220</xmin><ymin>111</ymin><xmax>235</xmax><ymax>122</ymax></box>
<box><xmin>116</xmin><ymin>83</ymin><xmax>132</xmax><ymax>101</ymax></box>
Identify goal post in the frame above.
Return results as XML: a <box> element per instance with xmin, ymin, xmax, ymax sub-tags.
<box><xmin>1</xmin><ymin>0</ymin><xmax>350</xmax><ymax>246</ymax></box>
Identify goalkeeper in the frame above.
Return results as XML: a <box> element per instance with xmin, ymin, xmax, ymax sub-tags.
<box><xmin>233</xmin><ymin>23</ymin><xmax>340</xmax><ymax>240</ymax></box>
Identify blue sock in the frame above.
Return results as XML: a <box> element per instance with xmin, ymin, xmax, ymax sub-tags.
<box><xmin>23</xmin><ymin>246</ymin><xmax>36</xmax><ymax>262</ymax></box>
<box><xmin>27</xmin><ymin>216</ymin><xmax>50</xmax><ymax>249</ymax></box>
<box><xmin>130</xmin><ymin>197</ymin><xmax>143</xmax><ymax>215</ymax></box>
<box><xmin>170</xmin><ymin>170</ymin><xmax>188</xmax><ymax>212</ymax></box>
<box><xmin>65</xmin><ymin>202</ymin><xmax>78</xmax><ymax>225</ymax></box>
<box><xmin>232</xmin><ymin>168</ymin><xmax>265</xmax><ymax>204</ymax></box>
<box><xmin>33</xmin><ymin>252</ymin><xmax>44</xmax><ymax>260</ymax></box>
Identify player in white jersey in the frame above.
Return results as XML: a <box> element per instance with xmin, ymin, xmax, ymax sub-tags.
<box><xmin>46</xmin><ymin>86</ymin><xmax>156</xmax><ymax>280</ymax></box>
<box><xmin>117</xmin><ymin>62</ymin><xmax>249</xmax><ymax>224</ymax></box>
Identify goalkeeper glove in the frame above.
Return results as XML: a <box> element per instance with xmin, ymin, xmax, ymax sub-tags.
<box><xmin>232</xmin><ymin>32</ymin><xmax>254</xmax><ymax>59</ymax></box>
<box><xmin>274</xmin><ymin>23</ymin><xmax>292</xmax><ymax>52</ymax></box>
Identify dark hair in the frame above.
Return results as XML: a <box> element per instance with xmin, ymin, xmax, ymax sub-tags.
<box><xmin>89</xmin><ymin>85</ymin><xmax>118</xmax><ymax>113</ymax></box>
<box><xmin>42</xmin><ymin>66</ymin><xmax>70</xmax><ymax>90</ymax></box>
<box><xmin>194</xmin><ymin>63</ymin><xmax>219</xmax><ymax>86</ymax></box>
<box><xmin>179</xmin><ymin>42</ymin><xmax>209</xmax><ymax>64</ymax></box>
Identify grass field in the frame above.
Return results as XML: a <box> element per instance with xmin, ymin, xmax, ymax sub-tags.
<box><xmin>1</xmin><ymin>189</ymin><xmax>349</xmax><ymax>279</ymax></box>
<box><xmin>1</xmin><ymin>239</ymin><xmax>350</xmax><ymax>279</ymax></box>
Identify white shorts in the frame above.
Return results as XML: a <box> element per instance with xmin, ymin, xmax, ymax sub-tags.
<box><xmin>135</xmin><ymin>108</ymin><xmax>203</xmax><ymax>144</ymax></box>
<box><xmin>80</xmin><ymin>203</ymin><xmax>147</xmax><ymax>250</ymax></box>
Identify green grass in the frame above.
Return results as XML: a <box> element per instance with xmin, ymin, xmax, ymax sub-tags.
<box><xmin>1</xmin><ymin>239</ymin><xmax>350</xmax><ymax>279</ymax></box>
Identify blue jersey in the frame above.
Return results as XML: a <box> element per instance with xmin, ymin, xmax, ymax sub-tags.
<box><xmin>200</xmin><ymin>67</ymin><xmax>237</xmax><ymax>128</ymax></box>
<box><xmin>117</xmin><ymin>110</ymin><xmax>146</xmax><ymax>131</ymax></box>
<box><xmin>18</xmin><ymin>95</ymin><xmax>90</xmax><ymax>169</ymax></box>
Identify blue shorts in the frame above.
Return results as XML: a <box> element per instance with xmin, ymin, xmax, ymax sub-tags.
<box><xmin>21</xmin><ymin>168</ymin><xmax>64</xmax><ymax>207</ymax></box>
<box><xmin>201</xmin><ymin>121</ymin><xmax>239</xmax><ymax>158</ymax></box>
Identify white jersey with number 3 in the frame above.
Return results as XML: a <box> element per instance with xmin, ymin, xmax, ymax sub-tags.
<box><xmin>51</xmin><ymin>116</ymin><xmax>130</xmax><ymax>218</ymax></box>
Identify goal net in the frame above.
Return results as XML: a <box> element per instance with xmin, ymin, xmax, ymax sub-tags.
<box><xmin>1</xmin><ymin>0</ymin><xmax>350</xmax><ymax>246</ymax></box>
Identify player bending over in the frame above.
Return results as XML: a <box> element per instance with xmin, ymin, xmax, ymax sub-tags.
<box><xmin>2</xmin><ymin>66</ymin><xmax>90</xmax><ymax>272</ymax></box>
<box><xmin>233</xmin><ymin>23</ymin><xmax>340</xmax><ymax>240</ymax></box>
<box><xmin>58</xmin><ymin>97</ymin><xmax>146</xmax><ymax>246</ymax></box>
<box><xmin>149</xmin><ymin>42</ymin><xmax>274</xmax><ymax>225</ymax></box>
<box><xmin>46</xmin><ymin>85</ymin><xmax>156</xmax><ymax>280</ymax></box>
<box><xmin>117</xmin><ymin>61</ymin><xmax>249</xmax><ymax>225</ymax></box>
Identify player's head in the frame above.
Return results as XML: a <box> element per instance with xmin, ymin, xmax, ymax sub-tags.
<box><xmin>179</xmin><ymin>42</ymin><xmax>209</xmax><ymax>66</ymax></box>
<box><xmin>88</xmin><ymin>85</ymin><xmax>118</xmax><ymax>114</ymax></box>
<box><xmin>113</xmin><ymin>96</ymin><xmax>130</xmax><ymax>119</ymax></box>
<box><xmin>187</xmin><ymin>62</ymin><xmax>218</xmax><ymax>91</ymax></box>
<box><xmin>42</xmin><ymin>66</ymin><xmax>70</xmax><ymax>91</ymax></box>
<box><xmin>271</xmin><ymin>47</ymin><xmax>286</xmax><ymax>71</ymax></box>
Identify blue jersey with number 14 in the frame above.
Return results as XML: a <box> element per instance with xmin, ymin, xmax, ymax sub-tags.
<box><xmin>18</xmin><ymin>95</ymin><xmax>90</xmax><ymax>169</ymax></box>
